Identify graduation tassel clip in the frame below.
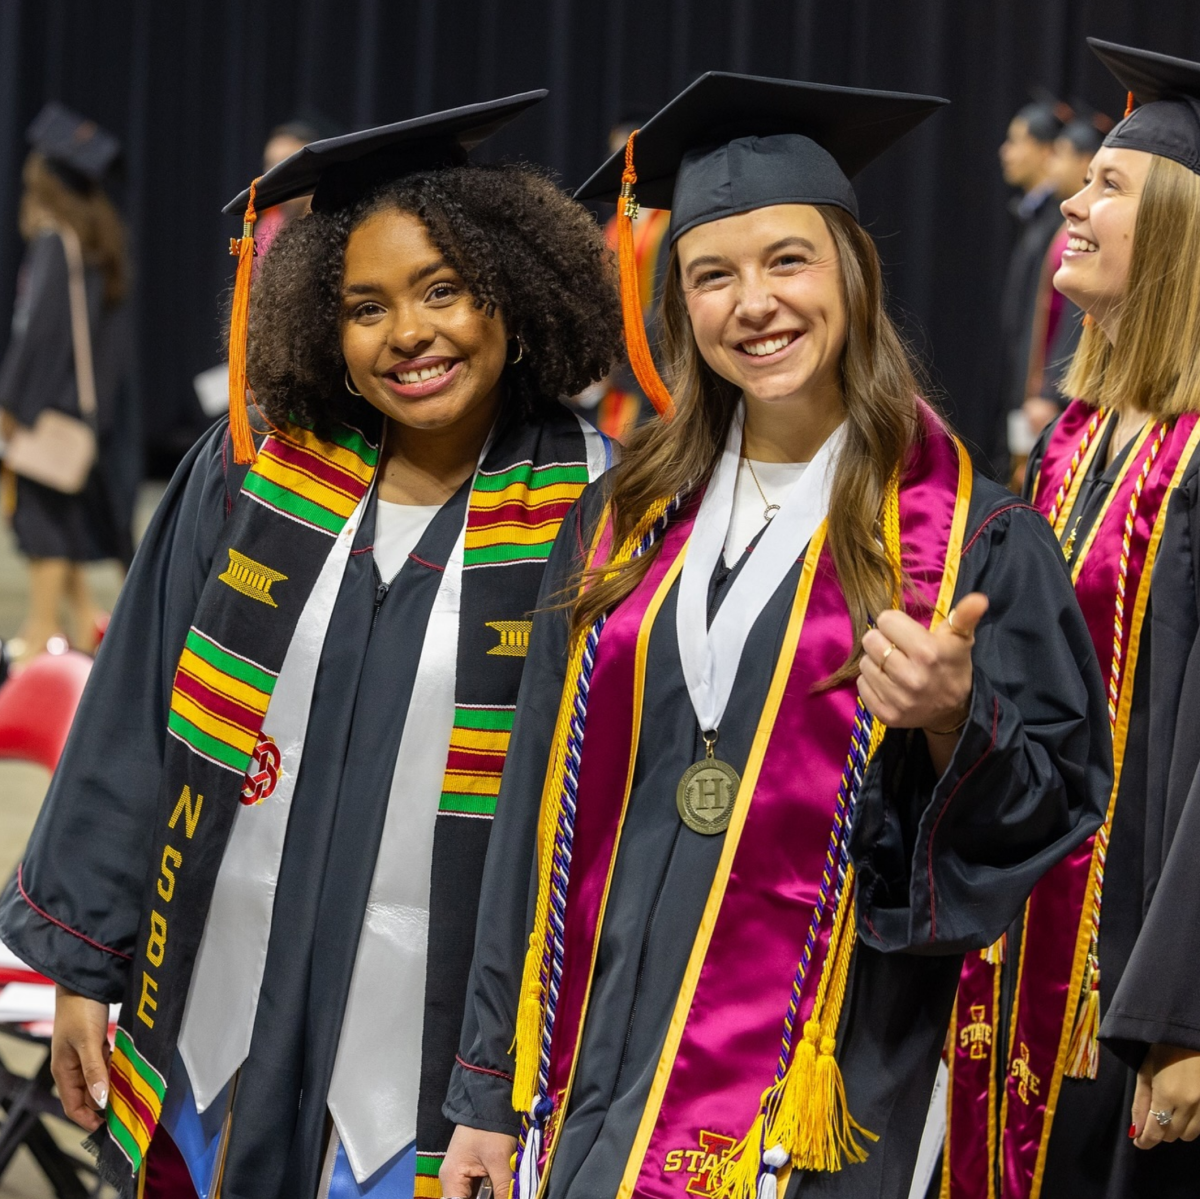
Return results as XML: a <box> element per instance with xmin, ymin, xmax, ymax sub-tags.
<box><xmin>227</xmin><ymin>177</ymin><xmax>261</xmax><ymax>465</ymax></box>
<box><xmin>617</xmin><ymin>132</ymin><xmax>675</xmax><ymax>419</ymax></box>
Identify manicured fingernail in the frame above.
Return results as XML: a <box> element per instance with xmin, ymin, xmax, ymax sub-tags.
<box><xmin>90</xmin><ymin>1082</ymin><xmax>107</xmax><ymax>1109</ymax></box>
<box><xmin>1129</xmin><ymin>1123</ymin><xmax>1137</xmax><ymax>1139</ymax></box>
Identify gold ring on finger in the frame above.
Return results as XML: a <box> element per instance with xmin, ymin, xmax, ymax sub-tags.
<box><xmin>946</xmin><ymin>608</ymin><xmax>972</xmax><ymax>640</ymax></box>
<box><xmin>880</xmin><ymin>643</ymin><xmax>896</xmax><ymax>675</ymax></box>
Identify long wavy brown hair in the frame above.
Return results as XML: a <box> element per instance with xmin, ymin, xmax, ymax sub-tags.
<box><xmin>1064</xmin><ymin>154</ymin><xmax>1200</xmax><ymax>417</ymax></box>
<box><xmin>19</xmin><ymin>152</ymin><xmax>128</xmax><ymax>307</ymax></box>
<box><xmin>572</xmin><ymin>204</ymin><xmax>925</xmax><ymax>684</ymax></box>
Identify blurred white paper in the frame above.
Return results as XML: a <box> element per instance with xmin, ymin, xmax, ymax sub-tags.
<box><xmin>909</xmin><ymin>1058</ymin><xmax>949</xmax><ymax>1199</ymax></box>
<box><xmin>194</xmin><ymin>363</ymin><xmax>230</xmax><ymax>417</ymax></box>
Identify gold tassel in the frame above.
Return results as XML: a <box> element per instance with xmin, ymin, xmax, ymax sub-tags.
<box><xmin>1064</xmin><ymin>954</ymin><xmax>1100</xmax><ymax>1080</ymax></box>
<box><xmin>983</xmin><ymin>932</ymin><xmax>1007</xmax><ymax>965</ymax></box>
<box><xmin>227</xmin><ymin>178</ymin><xmax>261</xmax><ymax>465</ymax></box>
<box><xmin>712</xmin><ymin>1106</ymin><xmax>771</xmax><ymax>1199</ymax></box>
<box><xmin>617</xmin><ymin>132</ymin><xmax>674</xmax><ymax>419</ymax></box>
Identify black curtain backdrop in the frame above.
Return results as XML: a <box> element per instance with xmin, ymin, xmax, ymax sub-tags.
<box><xmin>2</xmin><ymin>0</ymin><xmax>1200</xmax><ymax>469</ymax></box>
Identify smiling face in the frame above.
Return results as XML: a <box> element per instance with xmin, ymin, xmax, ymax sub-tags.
<box><xmin>1054</xmin><ymin>146</ymin><xmax>1153</xmax><ymax>335</ymax></box>
<box><xmin>340</xmin><ymin>207</ymin><xmax>508</xmax><ymax>435</ymax></box>
<box><xmin>677</xmin><ymin>204</ymin><xmax>847</xmax><ymax>424</ymax></box>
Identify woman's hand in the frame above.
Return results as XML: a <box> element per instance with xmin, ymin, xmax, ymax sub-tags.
<box><xmin>440</xmin><ymin>1124</ymin><xmax>517</xmax><ymax>1198</ymax></box>
<box><xmin>51</xmin><ymin>986</ymin><xmax>110</xmax><ymax>1131</ymax></box>
<box><xmin>859</xmin><ymin>593</ymin><xmax>988</xmax><ymax>776</ymax></box>
<box><xmin>1131</xmin><ymin>1043</ymin><xmax>1200</xmax><ymax>1147</ymax></box>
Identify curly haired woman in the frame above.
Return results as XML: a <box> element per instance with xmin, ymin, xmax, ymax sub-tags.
<box><xmin>0</xmin><ymin>94</ymin><xmax>621</xmax><ymax>1199</ymax></box>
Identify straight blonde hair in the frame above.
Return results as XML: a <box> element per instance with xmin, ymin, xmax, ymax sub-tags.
<box><xmin>571</xmin><ymin>205</ymin><xmax>925</xmax><ymax>684</ymax></box>
<box><xmin>1064</xmin><ymin>154</ymin><xmax>1200</xmax><ymax>417</ymax></box>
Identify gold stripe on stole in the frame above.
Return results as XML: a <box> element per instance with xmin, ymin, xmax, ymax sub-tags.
<box><xmin>1022</xmin><ymin>417</ymin><xmax>1200</xmax><ymax>1199</ymax></box>
<box><xmin>536</xmin><ymin>539</ymin><xmax>688</xmax><ymax>1194</ymax></box>
<box><xmin>1050</xmin><ymin>411</ymin><xmax>1114</xmax><ymax>540</ymax></box>
<box><xmin>610</xmin><ymin>438</ymin><xmax>971</xmax><ymax>1199</ymax></box>
<box><xmin>614</xmin><ymin>526</ymin><xmax>827</xmax><ymax>1199</ymax></box>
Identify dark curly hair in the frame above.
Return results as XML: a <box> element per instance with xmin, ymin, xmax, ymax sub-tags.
<box><xmin>246</xmin><ymin>163</ymin><xmax>622</xmax><ymax>438</ymax></box>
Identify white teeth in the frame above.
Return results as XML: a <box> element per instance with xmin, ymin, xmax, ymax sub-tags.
<box><xmin>397</xmin><ymin>362</ymin><xmax>450</xmax><ymax>384</ymax></box>
<box><xmin>742</xmin><ymin>334</ymin><xmax>794</xmax><ymax>357</ymax></box>
<box><xmin>1068</xmin><ymin>236</ymin><xmax>1098</xmax><ymax>252</ymax></box>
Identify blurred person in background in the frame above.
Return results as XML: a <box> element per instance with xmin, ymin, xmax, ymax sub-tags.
<box><xmin>254</xmin><ymin>117</ymin><xmax>338</xmax><ymax>262</ymax></box>
<box><xmin>992</xmin><ymin>97</ymin><xmax>1066</xmax><ymax>482</ymax></box>
<box><xmin>1010</xmin><ymin>104</ymin><xmax>1112</xmax><ymax>490</ymax></box>
<box><xmin>0</xmin><ymin>103</ymin><xmax>138</xmax><ymax>665</ymax></box>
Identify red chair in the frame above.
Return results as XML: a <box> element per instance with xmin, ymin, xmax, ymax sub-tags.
<box><xmin>0</xmin><ymin>647</ymin><xmax>101</xmax><ymax>1196</ymax></box>
<box><xmin>0</xmin><ymin>649</ymin><xmax>92</xmax><ymax>773</ymax></box>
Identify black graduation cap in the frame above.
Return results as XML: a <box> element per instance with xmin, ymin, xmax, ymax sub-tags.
<box><xmin>575</xmin><ymin>72</ymin><xmax>947</xmax><ymax>242</ymax></box>
<box><xmin>1090</xmin><ymin>39</ymin><xmax>1200</xmax><ymax>175</ymax></box>
<box><xmin>27</xmin><ymin>102</ymin><xmax>120</xmax><ymax>188</ymax></box>
<box><xmin>224</xmin><ymin>90</ymin><xmax>547</xmax><ymax>215</ymax></box>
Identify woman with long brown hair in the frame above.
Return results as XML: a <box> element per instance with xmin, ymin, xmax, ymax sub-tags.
<box><xmin>0</xmin><ymin>104</ymin><xmax>138</xmax><ymax>662</ymax></box>
<box><xmin>945</xmin><ymin>40</ymin><xmax>1200</xmax><ymax>1199</ymax></box>
<box><xmin>441</xmin><ymin>74</ymin><xmax>1110</xmax><ymax>1199</ymax></box>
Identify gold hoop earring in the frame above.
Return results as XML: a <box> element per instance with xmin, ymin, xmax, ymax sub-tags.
<box><xmin>344</xmin><ymin>369</ymin><xmax>363</xmax><ymax>396</ymax></box>
<box><xmin>507</xmin><ymin>337</ymin><xmax>525</xmax><ymax>365</ymax></box>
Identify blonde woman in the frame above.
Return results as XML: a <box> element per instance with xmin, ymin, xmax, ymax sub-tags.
<box><xmin>955</xmin><ymin>39</ymin><xmax>1200</xmax><ymax>1199</ymax></box>
<box><xmin>441</xmin><ymin>74</ymin><xmax>1110</xmax><ymax>1199</ymax></box>
<box><xmin>0</xmin><ymin>104</ymin><xmax>137</xmax><ymax>661</ymax></box>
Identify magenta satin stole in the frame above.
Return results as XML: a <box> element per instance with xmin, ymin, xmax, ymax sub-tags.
<box><xmin>946</xmin><ymin>400</ymin><xmax>1198</xmax><ymax>1199</ymax></box>
<box><xmin>537</xmin><ymin>408</ymin><xmax>969</xmax><ymax>1197</ymax></box>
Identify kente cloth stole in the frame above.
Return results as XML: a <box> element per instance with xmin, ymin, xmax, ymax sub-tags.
<box><xmin>96</xmin><ymin>412</ymin><xmax>601</xmax><ymax>1195</ymax></box>
<box><xmin>522</xmin><ymin>412</ymin><xmax>971</xmax><ymax>1199</ymax></box>
<box><xmin>943</xmin><ymin>400</ymin><xmax>1200</xmax><ymax>1199</ymax></box>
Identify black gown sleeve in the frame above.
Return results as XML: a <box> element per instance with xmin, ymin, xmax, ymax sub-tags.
<box><xmin>0</xmin><ymin>421</ymin><xmax>235</xmax><ymax>1002</ymax></box>
<box><xmin>0</xmin><ymin>233</ymin><xmax>77</xmax><ymax>426</ymax></box>
<box><xmin>1102</xmin><ymin>465</ymin><xmax>1200</xmax><ymax>1063</ymax></box>
<box><xmin>443</xmin><ymin>489</ymin><xmax>601</xmax><ymax>1136</ymax></box>
<box><xmin>851</xmin><ymin>492</ymin><xmax>1111</xmax><ymax>955</ymax></box>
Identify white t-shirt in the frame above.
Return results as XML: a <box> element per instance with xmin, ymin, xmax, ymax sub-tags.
<box><xmin>723</xmin><ymin>458</ymin><xmax>810</xmax><ymax>567</ymax></box>
<box><xmin>373</xmin><ymin>497</ymin><xmax>442</xmax><ymax>581</ymax></box>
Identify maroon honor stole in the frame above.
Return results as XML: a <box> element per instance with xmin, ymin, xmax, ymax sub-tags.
<box><xmin>511</xmin><ymin>407</ymin><xmax>972</xmax><ymax>1199</ymax></box>
<box><xmin>943</xmin><ymin>400</ymin><xmax>1200</xmax><ymax>1199</ymax></box>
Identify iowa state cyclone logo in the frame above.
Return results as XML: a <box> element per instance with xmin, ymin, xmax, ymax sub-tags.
<box><xmin>240</xmin><ymin>734</ymin><xmax>281</xmax><ymax>805</ymax></box>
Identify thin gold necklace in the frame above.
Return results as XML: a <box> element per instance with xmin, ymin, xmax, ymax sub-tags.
<box><xmin>743</xmin><ymin>456</ymin><xmax>781</xmax><ymax>521</ymax></box>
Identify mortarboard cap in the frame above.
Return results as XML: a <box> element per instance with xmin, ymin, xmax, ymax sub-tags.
<box><xmin>1090</xmin><ymin>39</ymin><xmax>1200</xmax><ymax>175</ymax></box>
<box><xmin>575</xmin><ymin>71</ymin><xmax>947</xmax><ymax>243</ymax></box>
<box><xmin>224</xmin><ymin>90</ymin><xmax>547</xmax><ymax>215</ymax></box>
<box><xmin>27</xmin><ymin>102</ymin><xmax>120</xmax><ymax>188</ymax></box>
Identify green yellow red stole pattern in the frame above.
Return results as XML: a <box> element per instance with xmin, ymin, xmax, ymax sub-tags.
<box><xmin>98</xmin><ymin>410</ymin><xmax>600</xmax><ymax>1198</ymax></box>
<box><xmin>103</xmin><ymin>421</ymin><xmax>378</xmax><ymax>1177</ymax></box>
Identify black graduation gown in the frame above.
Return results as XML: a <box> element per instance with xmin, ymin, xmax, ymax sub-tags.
<box><xmin>446</xmin><ymin>471</ymin><xmax>1110</xmax><ymax>1199</ymax></box>
<box><xmin>1027</xmin><ymin>423</ymin><xmax>1200</xmax><ymax>1198</ymax></box>
<box><xmin>0</xmin><ymin>422</ymin><xmax>473</xmax><ymax>1198</ymax></box>
<box><xmin>0</xmin><ymin>230</ymin><xmax>139</xmax><ymax>565</ymax></box>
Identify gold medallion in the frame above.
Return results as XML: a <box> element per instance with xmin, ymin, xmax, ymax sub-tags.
<box><xmin>676</xmin><ymin>757</ymin><xmax>740</xmax><ymax>835</ymax></box>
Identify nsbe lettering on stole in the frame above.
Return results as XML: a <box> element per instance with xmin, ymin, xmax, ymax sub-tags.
<box><xmin>676</xmin><ymin>759</ymin><xmax>739</xmax><ymax>834</ymax></box>
<box><xmin>662</xmin><ymin>1130</ymin><xmax>736</xmax><ymax>1196</ymax></box>
<box><xmin>137</xmin><ymin>784</ymin><xmax>205</xmax><ymax>1029</ymax></box>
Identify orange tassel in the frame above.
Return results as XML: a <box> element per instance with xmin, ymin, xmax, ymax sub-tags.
<box><xmin>1125</xmin><ymin>91</ymin><xmax>1135</xmax><ymax>118</ymax></box>
<box><xmin>227</xmin><ymin>178</ymin><xmax>261</xmax><ymax>465</ymax></box>
<box><xmin>618</xmin><ymin>132</ymin><xmax>674</xmax><ymax>419</ymax></box>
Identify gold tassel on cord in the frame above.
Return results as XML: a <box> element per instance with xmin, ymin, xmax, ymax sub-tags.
<box><xmin>1064</xmin><ymin>952</ymin><xmax>1100</xmax><ymax>1080</ymax></box>
<box><xmin>715</xmin><ymin>474</ymin><xmax>900</xmax><ymax>1197</ymax></box>
<box><xmin>617</xmin><ymin>132</ymin><xmax>674</xmax><ymax>419</ymax></box>
<box><xmin>226</xmin><ymin>178</ymin><xmax>261</xmax><ymax>465</ymax></box>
